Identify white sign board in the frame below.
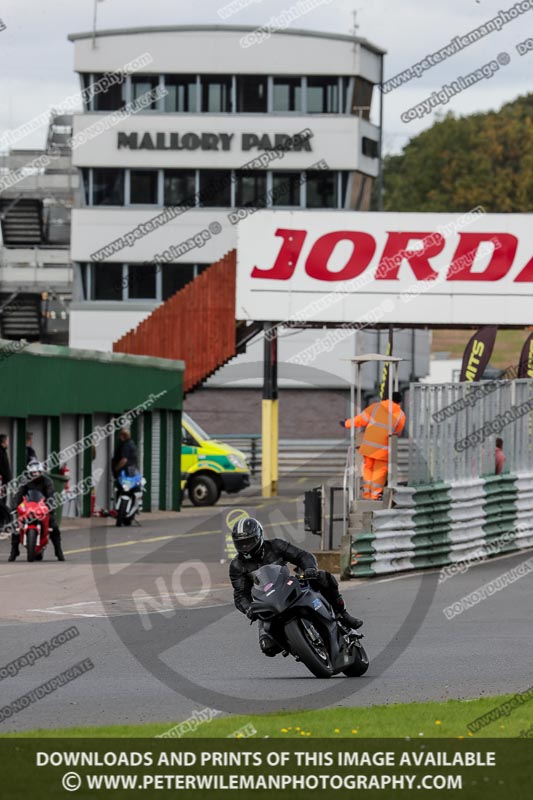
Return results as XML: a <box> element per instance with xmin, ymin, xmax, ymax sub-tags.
<box><xmin>71</xmin><ymin>115</ymin><xmax>373</xmax><ymax>172</ymax></box>
<box><xmin>236</xmin><ymin>211</ymin><xmax>533</xmax><ymax>326</ymax></box>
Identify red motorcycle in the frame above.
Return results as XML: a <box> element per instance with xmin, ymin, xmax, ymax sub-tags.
<box><xmin>17</xmin><ymin>490</ymin><xmax>50</xmax><ymax>562</ymax></box>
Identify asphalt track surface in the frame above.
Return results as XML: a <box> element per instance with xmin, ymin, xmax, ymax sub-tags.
<box><xmin>1</xmin><ymin>480</ymin><xmax>532</xmax><ymax>733</ymax></box>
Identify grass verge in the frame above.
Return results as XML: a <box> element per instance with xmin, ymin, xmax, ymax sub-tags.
<box><xmin>3</xmin><ymin>694</ymin><xmax>533</xmax><ymax>739</ymax></box>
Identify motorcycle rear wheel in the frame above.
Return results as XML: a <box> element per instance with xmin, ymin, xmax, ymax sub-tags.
<box><xmin>26</xmin><ymin>529</ymin><xmax>37</xmax><ymax>562</ymax></box>
<box><xmin>285</xmin><ymin>618</ymin><xmax>333</xmax><ymax>679</ymax></box>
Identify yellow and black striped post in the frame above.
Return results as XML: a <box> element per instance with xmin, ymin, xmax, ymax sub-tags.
<box><xmin>262</xmin><ymin>323</ymin><xmax>278</xmax><ymax>497</ymax></box>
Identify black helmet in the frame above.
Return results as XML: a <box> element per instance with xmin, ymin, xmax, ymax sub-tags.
<box><xmin>232</xmin><ymin>517</ymin><xmax>264</xmax><ymax>560</ymax></box>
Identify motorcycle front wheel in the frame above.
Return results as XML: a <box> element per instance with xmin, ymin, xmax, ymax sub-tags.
<box><xmin>285</xmin><ymin>618</ymin><xmax>334</xmax><ymax>679</ymax></box>
<box><xmin>342</xmin><ymin>642</ymin><xmax>369</xmax><ymax>677</ymax></box>
<box><xmin>116</xmin><ymin>498</ymin><xmax>129</xmax><ymax>527</ymax></box>
<box><xmin>26</xmin><ymin>529</ymin><xmax>37</xmax><ymax>562</ymax></box>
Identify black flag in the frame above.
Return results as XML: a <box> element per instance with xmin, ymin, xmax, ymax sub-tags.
<box><xmin>460</xmin><ymin>326</ymin><xmax>498</xmax><ymax>382</ymax></box>
<box><xmin>518</xmin><ymin>330</ymin><xmax>533</xmax><ymax>378</ymax></box>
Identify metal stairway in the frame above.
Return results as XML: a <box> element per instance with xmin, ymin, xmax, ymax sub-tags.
<box><xmin>340</xmin><ymin>496</ymin><xmax>391</xmax><ymax>579</ymax></box>
<box><xmin>0</xmin><ymin>198</ymin><xmax>43</xmax><ymax>246</ymax></box>
<box><xmin>339</xmin><ymin>434</ymin><xmax>405</xmax><ymax>578</ymax></box>
<box><xmin>347</xmin><ymin>490</ymin><xmax>395</xmax><ymax>538</ymax></box>
<box><xmin>0</xmin><ymin>294</ymin><xmax>41</xmax><ymax>340</ymax></box>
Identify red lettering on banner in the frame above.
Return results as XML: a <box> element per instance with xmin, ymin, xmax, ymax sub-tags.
<box><xmin>513</xmin><ymin>254</ymin><xmax>533</xmax><ymax>282</ymax></box>
<box><xmin>248</xmin><ymin>229</ymin><xmax>531</xmax><ymax>283</ymax></box>
<box><xmin>250</xmin><ymin>229</ymin><xmax>306</xmax><ymax>279</ymax></box>
<box><xmin>447</xmin><ymin>233</ymin><xmax>517</xmax><ymax>280</ymax></box>
<box><xmin>305</xmin><ymin>231</ymin><xmax>376</xmax><ymax>281</ymax></box>
<box><xmin>375</xmin><ymin>232</ymin><xmax>442</xmax><ymax>280</ymax></box>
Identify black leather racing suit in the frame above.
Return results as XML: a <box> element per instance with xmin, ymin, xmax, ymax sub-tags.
<box><xmin>229</xmin><ymin>538</ymin><xmax>345</xmax><ymax>655</ymax></box>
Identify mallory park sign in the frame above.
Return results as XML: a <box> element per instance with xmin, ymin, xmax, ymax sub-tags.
<box><xmin>117</xmin><ymin>131</ymin><xmax>313</xmax><ymax>152</ymax></box>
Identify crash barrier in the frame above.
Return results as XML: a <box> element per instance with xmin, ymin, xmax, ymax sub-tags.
<box><xmin>409</xmin><ymin>379</ymin><xmax>533</xmax><ymax>485</ymax></box>
<box><xmin>220</xmin><ymin>436</ymin><xmax>409</xmax><ymax>479</ymax></box>
<box><xmin>348</xmin><ymin>471</ymin><xmax>533</xmax><ymax>577</ymax></box>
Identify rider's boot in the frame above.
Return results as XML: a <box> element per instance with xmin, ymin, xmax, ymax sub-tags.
<box><xmin>334</xmin><ymin>597</ymin><xmax>363</xmax><ymax>630</ymax></box>
<box><xmin>7</xmin><ymin>534</ymin><xmax>19</xmax><ymax>562</ymax></box>
<box><xmin>51</xmin><ymin>528</ymin><xmax>65</xmax><ymax>561</ymax></box>
<box><xmin>259</xmin><ymin>634</ymin><xmax>282</xmax><ymax>657</ymax></box>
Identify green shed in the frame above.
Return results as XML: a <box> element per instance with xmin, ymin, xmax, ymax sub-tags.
<box><xmin>0</xmin><ymin>340</ymin><xmax>184</xmax><ymax>515</ymax></box>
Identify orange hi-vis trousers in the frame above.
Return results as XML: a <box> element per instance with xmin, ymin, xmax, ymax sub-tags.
<box><xmin>362</xmin><ymin>456</ymin><xmax>388</xmax><ymax>500</ymax></box>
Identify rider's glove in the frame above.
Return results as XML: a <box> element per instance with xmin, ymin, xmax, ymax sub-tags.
<box><xmin>339</xmin><ymin>420</ymin><xmax>347</xmax><ymax>429</ymax></box>
<box><xmin>304</xmin><ymin>567</ymin><xmax>319</xmax><ymax>580</ymax></box>
<box><xmin>246</xmin><ymin>607</ymin><xmax>257</xmax><ymax>621</ymax></box>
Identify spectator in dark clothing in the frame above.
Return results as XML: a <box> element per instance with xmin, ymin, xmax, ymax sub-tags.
<box><xmin>0</xmin><ymin>434</ymin><xmax>11</xmax><ymax>528</ymax></box>
<box><xmin>26</xmin><ymin>432</ymin><xmax>37</xmax><ymax>464</ymax></box>
<box><xmin>111</xmin><ymin>428</ymin><xmax>138</xmax><ymax>478</ymax></box>
<box><xmin>0</xmin><ymin>434</ymin><xmax>11</xmax><ymax>486</ymax></box>
<box><xmin>495</xmin><ymin>437</ymin><xmax>506</xmax><ymax>475</ymax></box>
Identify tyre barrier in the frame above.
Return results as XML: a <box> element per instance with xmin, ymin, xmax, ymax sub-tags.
<box><xmin>349</xmin><ymin>471</ymin><xmax>533</xmax><ymax>577</ymax></box>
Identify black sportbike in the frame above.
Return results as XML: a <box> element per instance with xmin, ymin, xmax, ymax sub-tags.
<box><xmin>250</xmin><ymin>564</ymin><xmax>369</xmax><ymax>679</ymax></box>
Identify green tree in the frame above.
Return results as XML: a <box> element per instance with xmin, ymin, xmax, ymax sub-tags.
<box><xmin>381</xmin><ymin>94</ymin><xmax>533</xmax><ymax>212</ymax></box>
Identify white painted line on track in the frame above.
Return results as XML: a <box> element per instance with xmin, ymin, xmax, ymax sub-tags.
<box><xmin>29</xmin><ymin>609</ymin><xmax>107</xmax><ymax>618</ymax></box>
<box><xmin>42</xmin><ymin>600</ymin><xmax>102</xmax><ymax>609</ymax></box>
<box><xmin>26</xmin><ymin>592</ymin><xmax>232</xmax><ymax>620</ymax></box>
<box><xmin>28</xmin><ymin>602</ymin><xmax>233</xmax><ymax>620</ymax></box>
<box><xmin>28</xmin><ymin>608</ymin><xmax>76</xmax><ymax>615</ymax></box>
<box><xmin>118</xmin><ymin>601</ymin><xmax>233</xmax><ymax>616</ymax></box>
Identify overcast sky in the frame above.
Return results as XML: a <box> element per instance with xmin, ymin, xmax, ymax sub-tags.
<box><xmin>0</xmin><ymin>0</ymin><xmax>531</xmax><ymax>154</ymax></box>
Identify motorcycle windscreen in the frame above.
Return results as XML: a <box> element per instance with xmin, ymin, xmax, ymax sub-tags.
<box><xmin>25</xmin><ymin>489</ymin><xmax>45</xmax><ymax>502</ymax></box>
<box><xmin>251</xmin><ymin>563</ymin><xmax>289</xmax><ymax>587</ymax></box>
<box><xmin>119</xmin><ymin>470</ymin><xmax>142</xmax><ymax>490</ymax></box>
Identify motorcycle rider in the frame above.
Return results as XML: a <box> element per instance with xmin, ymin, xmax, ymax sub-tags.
<box><xmin>229</xmin><ymin>517</ymin><xmax>362</xmax><ymax>657</ymax></box>
<box><xmin>8</xmin><ymin>459</ymin><xmax>65</xmax><ymax>562</ymax></box>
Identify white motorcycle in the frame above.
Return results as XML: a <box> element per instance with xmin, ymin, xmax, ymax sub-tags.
<box><xmin>115</xmin><ymin>469</ymin><xmax>146</xmax><ymax>527</ymax></box>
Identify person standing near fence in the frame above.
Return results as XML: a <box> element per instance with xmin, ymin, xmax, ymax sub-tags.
<box><xmin>0</xmin><ymin>434</ymin><xmax>11</xmax><ymax>529</ymax></box>
<box><xmin>26</xmin><ymin>431</ymin><xmax>37</xmax><ymax>464</ymax></box>
<box><xmin>495</xmin><ymin>437</ymin><xmax>506</xmax><ymax>475</ymax></box>
<box><xmin>341</xmin><ymin>392</ymin><xmax>406</xmax><ymax>500</ymax></box>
